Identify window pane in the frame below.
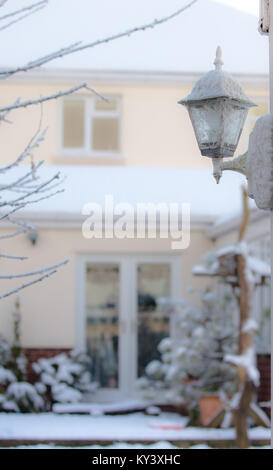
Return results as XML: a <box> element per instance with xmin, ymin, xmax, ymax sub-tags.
<box><xmin>95</xmin><ymin>98</ymin><xmax>117</xmax><ymax>111</ymax></box>
<box><xmin>137</xmin><ymin>263</ymin><xmax>171</xmax><ymax>378</ymax></box>
<box><xmin>63</xmin><ymin>100</ymin><xmax>84</xmax><ymax>148</ymax></box>
<box><xmin>92</xmin><ymin>118</ymin><xmax>119</xmax><ymax>151</ymax></box>
<box><xmin>85</xmin><ymin>263</ymin><xmax>119</xmax><ymax>389</ymax></box>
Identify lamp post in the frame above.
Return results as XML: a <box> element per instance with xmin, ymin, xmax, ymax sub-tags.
<box><xmin>179</xmin><ymin>10</ymin><xmax>273</xmax><ymax>446</ymax></box>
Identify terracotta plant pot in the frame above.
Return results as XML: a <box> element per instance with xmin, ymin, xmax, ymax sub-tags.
<box><xmin>199</xmin><ymin>394</ymin><xmax>224</xmax><ymax>426</ymax></box>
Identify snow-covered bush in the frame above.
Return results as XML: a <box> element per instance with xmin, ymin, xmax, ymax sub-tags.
<box><xmin>33</xmin><ymin>350</ymin><xmax>96</xmax><ymax>409</ymax></box>
<box><xmin>0</xmin><ymin>303</ymin><xmax>27</xmax><ymax>384</ymax></box>
<box><xmin>140</xmin><ymin>288</ymin><xmax>237</xmax><ymax>412</ymax></box>
<box><xmin>0</xmin><ymin>364</ymin><xmax>16</xmax><ymax>391</ymax></box>
<box><xmin>0</xmin><ymin>300</ymin><xmax>44</xmax><ymax>412</ymax></box>
<box><xmin>2</xmin><ymin>382</ymin><xmax>44</xmax><ymax>413</ymax></box>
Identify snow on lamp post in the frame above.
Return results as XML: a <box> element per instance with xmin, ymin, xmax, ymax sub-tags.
<box><xmin>178</xmin><ymin>47</ymin><xmax>256</xmax><ymax>184</ymax></box>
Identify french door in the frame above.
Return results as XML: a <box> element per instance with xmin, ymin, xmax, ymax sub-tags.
<box><xmin>77</xmin><ymin>255</ymin><xmax>180</xmax><ymax>401</ymax></box>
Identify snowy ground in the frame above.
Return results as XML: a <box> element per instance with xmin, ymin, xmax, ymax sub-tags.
<box><xmin>0</xmin><ymin>412</ymin><xmax>270</xmax><ymax>445</ymax></box>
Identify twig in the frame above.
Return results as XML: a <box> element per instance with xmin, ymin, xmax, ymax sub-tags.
<box><xmin>0</xmin><ymin>253</ymin><xmax>28</xmax><ymax>260</ymax></box>
<box><xmin>0</xmin><ymin>2</ymin><xmax>47</xmax><ymax>32</ymax></box>
<box><xmin>0</xmin><ymin>130</ymin><xmax>47</xmax><ymax>173</ymax></box>
<box><xmin>0</xmin><ymin>171</ymin><xmax>60</xmax><ymax>207</ymax></box>
<box><xmin>0</xmin><ymin>269</ymin><xmax>57</xmax><ymax>300</ymax></box>
<box><xmin>0</xmin><ymin>228</ymin><xmax>27</xmax><ymax>239</ymax></box>
<box><xmin>0</xmin><ymin>1</ymin><xmax>47</xmax><ymax>21</ymax></box>
<box><xmin>0</xmin><ymin>83</ymin><xmax>108</xmax><ymax>115</ymax></box>
<box><xmin>0</xmin><ymin>259</ymin><xmax>69</xmax><ymax>279</ymax></box>
<box><xmin>0</xmin><ymin>161</ymin><xmax>44</xmax><ymax>191</ymax></box>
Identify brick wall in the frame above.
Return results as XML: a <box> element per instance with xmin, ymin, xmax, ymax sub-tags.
<box><xmin>23</xmin><ymin>349</ymin><xmax>271</xmax><ymax>408</ymax></box>
<box><xmin>23</xmin><ymin>348</ymin><xmax>71</xmax><ymax>383</ymax></box>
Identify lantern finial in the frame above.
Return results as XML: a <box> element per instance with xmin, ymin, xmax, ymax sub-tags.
<box><xmin>212</xmin><ymin>158</ymin><xmax>222</xmax><ymax>184</ymax></box>
<box><xmin>214</xmin><ymin>46</ymin><xmax>223</xmax><ymax>71</ymax></box>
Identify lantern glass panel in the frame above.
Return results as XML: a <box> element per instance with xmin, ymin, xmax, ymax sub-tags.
<box><xmin>222</xmin><ymin>101</ymin><xmax>248</xmax><ymax>150</ymax></box>
<box><xmin>188</xmin><ymin>99</ymin><xmax>248</xmax><ymax>158</ymax></box>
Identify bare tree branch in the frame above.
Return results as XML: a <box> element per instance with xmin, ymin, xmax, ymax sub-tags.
<box><xmin>0</xmin><ymin>171</ymin><xmax>60</xmax><ymax>207</ymax></box>
<box><xmin>0</xmin><ymin>228</ymin><xmax>27</xmax><ymax>239</ymax></box>
<box><xmin>0</xmin><ymin>129</ymin><xmax>46</xmax><ymax>173</ymax></box>
<box><xmin>0</xmin><ymin>217</ymin><xmax>36</xmax><ymax>239</ymax></box>
<box><xmin>0</xmin><ymin>253</ymin><xmax>28</xmax><ymax>260</ymax></box>
<box><xmin>0</xmin><ymin>269</ymin><xmax>58</xmax><ymax>300</ymax></box>
<box><xmin>0</xmin><ymin>1</ymin><xmax>47</xmax><ymax>21</ymax></box>
<box><xmin>10</xmin><ymin>187</ymin><xmax>64</xmax><ymax>207</ymax></box>
<box><xmin>0</xmin><ymin>259</ymin><xmax>69</xmax><ymax>279</ymax></box>
<box><xmin>0</xmin><ymin>0</ymin><xmax>198</xmax><ymax>79</ymax></box>
<box><xmin>5</xmin><ymin>216</ymin><xmax>36</xmax><ymax>232</ymax></box>
<box><xmin>0</xmin><ymin>1</ymin><xmax>48</xmax><ymax>32</ymax></box>
<box><xmin>0</xmin><ymin>83</ymin><xmax>108</xmax><ymax>116</ymax></box>
<box><xmin>0</xmin><ymin>204</ymin><xmax>25</xmax><ymax>221</ymax></box>
<box><xmin>0</xmin><ymin>161</ymin><xmax>43</xmax><ymax>191</ymax></box>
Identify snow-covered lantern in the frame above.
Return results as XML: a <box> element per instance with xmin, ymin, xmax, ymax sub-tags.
<box><xmin>178</xmin><ymin>47</ymin><xmax>256</xmax><ymax>183</ymax></box>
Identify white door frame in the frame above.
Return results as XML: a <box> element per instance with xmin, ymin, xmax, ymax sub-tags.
<box><xmin>76</xmin><ymin>253</ymin><xmax>181</xmax><ymax>401</ymax></box>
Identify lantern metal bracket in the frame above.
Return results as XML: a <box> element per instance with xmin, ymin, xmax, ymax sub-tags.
<box><xmin>221</xmin><ymin>152</ymin><xmax>247</xmax><ymax>176</ymax></box>
<box><xmin>219</xmin><ymin>114</ymin><xmax>273</xmax><ymax>210</ymax></box>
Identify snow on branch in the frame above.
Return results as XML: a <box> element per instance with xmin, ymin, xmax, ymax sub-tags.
<box><xmin>242</xmin><ymin>318</ymin><xmax>258</xmax><ymax>334</ymax></box>
<box><xmin>0</xmin><ymin>0</ymin><xmax>48</xmax><ymax>32</ymax></box>
<box><xmin>0</xmin><ymin>170</ymin><xmax>61</xmax><ymax>208</ymax></box>
<box><xmin>0</xmin><ymin>83</ymin><xmax>108</xmax><ymax>116</ymax></box>
<box><xmin>225</xmin><ymin>347</ymin><xmax>260</xmax><ymax>387</ymax></box>
<box><xmin>0</xmin><ymin>259</ymin><xmax>69</xmax><ymax>279</ymax></box>
<box><xmin>0</xmin><ymin>1</ymin><xmax>47</xmax><ymax>21</ymax></box>
<box><xmin>0</xmin><ymin>0</ymin><xmax>198</xmax><ymax>79</ymax></box>
<box><xmin>0</xmin><ymin>129</ymin><xmax>47</xmax><ymax>173</ymax></box>
<box><xmin>0</xmin><ymin>217</ymin><xmax>36</xmax><ymax>240</ymax></box>
<box><xmin>0</xmin><ymin>253</ymin><xmax>28</xmax><ymax>260</ymax></box>
<box><xmin>0</xmin><ymin>264</ymin><xmax>67</xmax><ymax>300</ymax></box>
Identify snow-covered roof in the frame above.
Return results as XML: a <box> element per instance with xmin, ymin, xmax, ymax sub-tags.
<box><xmin>2</xmin><ymin>165</ymin><xmax>252</xmax><ymax>221</ymax></box>
<box><xmin>0</xmin><ymin>0</ymin><xmax>268</xmax><ymax>75</ymax></box>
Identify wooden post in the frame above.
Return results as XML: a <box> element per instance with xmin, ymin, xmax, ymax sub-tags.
<box><xmin>233</xmin><ymin>188</ymin><xmax>254</xmax><ymax>448</ymax></box>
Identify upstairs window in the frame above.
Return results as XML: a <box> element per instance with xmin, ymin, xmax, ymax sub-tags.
<box><xmin>60</xmin><ymin>95</ymin><xmax>121</xmax><ymax>157</ymax></box>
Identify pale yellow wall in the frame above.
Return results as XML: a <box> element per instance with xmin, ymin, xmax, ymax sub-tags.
<box><xmin>0</xmin><ymin>226</ymin><xmax>213</xmax><ymax>347</ymax></box>
<box><xmin>0</xmin><ymin>77</ymin><xmax>268</xmax><ymax>168</ymax></box>
<box><xmin>0</xmin><ymin>73</ymin><xmax>268</xmax><ymax>349</ymax></box>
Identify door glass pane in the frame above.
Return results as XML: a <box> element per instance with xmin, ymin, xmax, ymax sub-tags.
<box><xmin>85</xmin><ymin>263</ymin><xmax>119</xmax><ymax>388</ymax></box>
<box><xmin>137</xmin><ymin>263</ymin><xmax>171</xmax><ymax>377</ymax></box>
<box><xmin>92</xmin><ymin>118</ymin><xmax>119</xmax><ymax>151</ymax></box>
<box><xmin>63</xmin><ymin>100</ymin><xmax>84</xmax><ymax>148</ymax></box>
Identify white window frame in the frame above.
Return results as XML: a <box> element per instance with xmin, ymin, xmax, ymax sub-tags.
<box><xmin>58</xmin><ymin>94</ymin><xmax>122</xmax><ymax>159</ymax></box>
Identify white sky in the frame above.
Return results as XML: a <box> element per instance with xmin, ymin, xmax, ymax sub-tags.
<box><xmin>214</xmin><ymin>0</ymin><xmax>259</xmax><ymax>16</ymax></box>
<box><xmin>0</xmin><ymin>0</ymin><xmax>266</xmax><ymax>73</ymax></box>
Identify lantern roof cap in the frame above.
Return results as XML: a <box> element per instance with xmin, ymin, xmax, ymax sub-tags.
<box><xmin>179</xmin><ymin>47</ymin><xmax>256</xmax><ymax>106</ymax></box>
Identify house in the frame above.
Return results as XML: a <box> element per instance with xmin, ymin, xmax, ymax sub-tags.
<box><xmin>0</xmin><ymin>0</ymin><xmax>270</xmax><ymax>402</ymax></box>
